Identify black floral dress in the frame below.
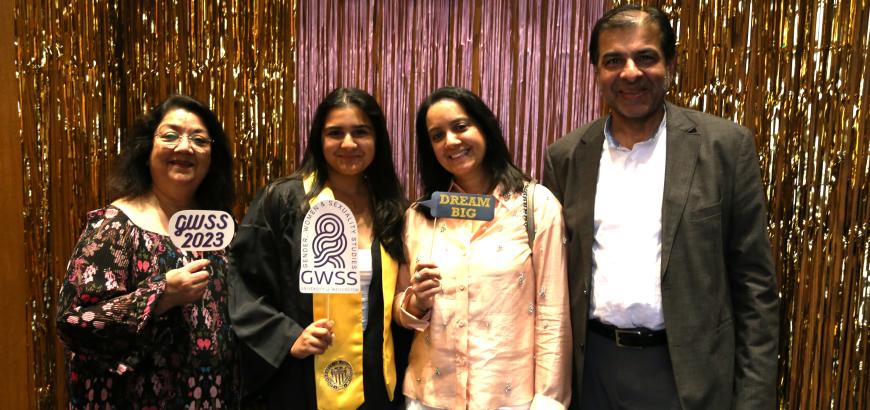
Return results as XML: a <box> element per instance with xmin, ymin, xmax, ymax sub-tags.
<box><xmin>56</xmin><ymin>205</ymin><xmax>239</xmax><ymax>409</ymax></box>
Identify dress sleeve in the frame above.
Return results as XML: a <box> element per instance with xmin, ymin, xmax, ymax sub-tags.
<box><xmin>228</xmin><ymin>186</ymin><xmax>306</xmax><ymax>378</ymax></box>
<box><xmin>529</xmin><ymin>186</ymin><xmax>573</xmax><ymax>409</ymax></box>
<box><xmin>393</xmin><ymin>265</ymin><xmax>433</xmax><ymax>331</ymax></box>
<box><xmin>56</xmin><ymin>209</ymin><xmax>167</xmax><ymax>372</ymax></box>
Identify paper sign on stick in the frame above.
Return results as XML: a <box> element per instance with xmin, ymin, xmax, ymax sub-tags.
<box><xmin>169</xmin><ymin>210</ymin><xmax>235</xmax><ymax>251</ymax></box>
<box><xmin>417</xmin><ymin>191</ymin><xmax>496</xmax><ymax>221</ymax></box>
<box><xmin>300</xmin><ymin>200</ymin><xmax>360</xmax><ymax>294</ymax></box>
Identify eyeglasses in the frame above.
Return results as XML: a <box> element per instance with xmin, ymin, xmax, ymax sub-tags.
<box><xmin>155</xmin><ymin>131</ymin><xmax>213</xmax><ymax>151</ymax></box>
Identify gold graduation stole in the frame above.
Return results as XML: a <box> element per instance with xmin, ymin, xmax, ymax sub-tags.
<box><xmin>304</xmin><ymin>175</ymin><xmax>398</xmax><ymax>409</ymax></box>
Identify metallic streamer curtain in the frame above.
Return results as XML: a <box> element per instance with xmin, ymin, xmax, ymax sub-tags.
<box><xmin>14</xmin><ymin>0</ymin><xmax>297</xmax><ymax>407</ymax></box>
<box><xmin>296</xmin><ymin>0</ymin><xmax>604</xmax><ymax>192</ymax></box>
<box><xmin>12</xmin><ymin>0</ymin><xmax>870</xmax><ymax>408</ymax></box>
<box><xmin>14</xmin><ymin>1</ymin><xmax>123</xmax><ymax>406</ymax></box>
<box><xmin>116</xmin><ymin>0</ymin><xmax>298</xmax><ymax>210</ymax></box>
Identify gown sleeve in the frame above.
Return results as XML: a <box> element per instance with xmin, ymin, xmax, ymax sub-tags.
<box><xmin>228</xmin><ymin>185</ymin><xmax>307</xmax><ymax>395</ymax></box>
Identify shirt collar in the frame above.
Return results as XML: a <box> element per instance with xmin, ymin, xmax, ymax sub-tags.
<box><xmin>448</xmin><ymin>180</ymin><xmax>513</xmax><ymax>210</ymax></box>
<box><xmin>603</xmin><ymin>107</ymin><xmax>669</xmax><ymax>150</ymax></box>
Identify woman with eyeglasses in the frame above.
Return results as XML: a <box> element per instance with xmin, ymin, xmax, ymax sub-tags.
<box><xmin>228</xmin><ymin>87</ymin><xmax>411</xmax><ymax>409</ymax></box>
<box><xmin>56</xmin><ymin>95</ymin><xmax>239</xmax><ymax>408</ymax></box>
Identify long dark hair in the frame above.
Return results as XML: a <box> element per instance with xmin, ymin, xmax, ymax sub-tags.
<box><xmin>108</xmin><ymin>95</ymin><xmax>235</xmax><ymax>212</ymax></box>
<box><xmin>293</xmin><ymin>87</ymin><xmax>407</xmax><ymax>262</ymax></box>
<box><xmin>414</xmin><ymin>86</ymin><xmax>528</xmax><ymax>202</ymax></box>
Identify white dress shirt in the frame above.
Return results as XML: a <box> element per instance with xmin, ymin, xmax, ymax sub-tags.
<box><xmin>590</xmin><ymin>113</ymin><xmax>668</xmax><ymax>330</ymax></box>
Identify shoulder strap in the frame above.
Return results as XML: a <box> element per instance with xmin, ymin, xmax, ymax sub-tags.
<box><xmin>524</xmin><ymin>181</ymin><xmax>536</xmax><ymax>248</ymax></box>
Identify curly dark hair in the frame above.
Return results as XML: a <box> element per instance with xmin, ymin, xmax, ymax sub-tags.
<box><xmin>108</xmin><ymin>95</ymin><xmax>235</xmax><ymax>213</ymax></box>
<box><xmin>414</xmin><ymin>86</ymin><xmax>529</xmax><ymax>204</ymax></box>
<box><xmin>589</xmin><ymin>4</ymin><xmax>677</xmax><ymax>66</ymax></box>
<box><xmin>293</xmin><ymin>87</ymin><xmax>407</xmax><ymax>262</ymax></box>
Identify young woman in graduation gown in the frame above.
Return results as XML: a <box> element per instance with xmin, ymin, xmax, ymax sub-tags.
<box><xmin>228</xmin><ymin>87</ymin><xmax>411</xmax><ymax>409</ymax></box>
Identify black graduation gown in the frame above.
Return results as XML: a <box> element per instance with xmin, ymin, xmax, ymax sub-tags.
<box><xmin>228</xmin><ymin>177</ymin><xmax>411</xmax><ymax>409</ymax></box>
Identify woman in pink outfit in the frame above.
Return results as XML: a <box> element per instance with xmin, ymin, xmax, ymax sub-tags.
<box><xmin>394</xmin><ymin>87</ymin><xmax>572</xmax><ymax>410</ymax></box>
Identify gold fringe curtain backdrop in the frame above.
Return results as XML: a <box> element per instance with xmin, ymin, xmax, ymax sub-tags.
<box><xmin>13</xmin><ymin>0</ymin><xmax>870</xmax><ymax>408</ymax></box>
<box><xmin>749</xmin><ymin>1</ymin><xmax>870</xmax><ymax>407</ymax></box>
<box><xmin>118</xmin><ymin>0</ymin><xmax>298</xmax><ymax>209</ymax></box>
<box><xmin>14</xmin><ymin>1</ymin><xmax>123</xmax><ymax>406</ymax></box>
<box><xmin>627</xmin><ymin>0</ymin><xmax>870</xmax><ymax>408</ymax></box>
<box><xmin>13</xmin><ymin>0</ymin><xmax>297</xmax><ymax>407</ymax></box>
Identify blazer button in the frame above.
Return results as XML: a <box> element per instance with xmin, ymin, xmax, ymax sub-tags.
<box><xmin>578</xmin><ymin>342</ymin><xmax>585</xmax><ymax>352</ymax></box>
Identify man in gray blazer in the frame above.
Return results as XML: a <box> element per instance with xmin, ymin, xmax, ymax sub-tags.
<box><xmin>542</xmin><ymin>5</ymin><xmax>779</xmax><ymax>410</ymax></box>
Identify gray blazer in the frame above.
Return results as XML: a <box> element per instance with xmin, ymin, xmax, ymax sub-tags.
<box><xmin>542</xmin><ymin>102</ymin><xmax>779</xmax><ymax>410</ymax></box>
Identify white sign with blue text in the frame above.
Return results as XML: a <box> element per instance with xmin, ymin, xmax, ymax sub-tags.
<box><xmin>300</xmin><ymin>200</ymin><xmax>360</xmax><ymax>294</ymax></box>
<box><xmin>168</xmin><ymin>210</ymin><xmax>234</xmax><ymax>251</ymax></box>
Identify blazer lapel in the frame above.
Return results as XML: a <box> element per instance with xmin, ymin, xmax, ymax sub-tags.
<box><xmin>577</xmin><ymin>125</ymin><xmax>604</xmax><ymax>212</ymax></box>
<box><xmin>660</xmin><ymin>103</ymin><xmax>700</xmax><ymax>279</ymax></box>
<box><xmin>573</xmin><ymin>121</ymin><xmax>605</xmax><ymax>288</ymax></box>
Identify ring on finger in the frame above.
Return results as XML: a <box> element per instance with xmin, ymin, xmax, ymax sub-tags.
<box><xmin>414</xmin><ymin>273</ymin><xmax>422</xmax><ymax>282</ymax></box>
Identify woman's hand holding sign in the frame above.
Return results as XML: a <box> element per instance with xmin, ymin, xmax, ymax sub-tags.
<box><xmin>155</xmin><ymin>259</ymin><xmax>211</xmax><ymax>315</ymax></box>
<box><xmin>290</xmin><ymin>319</ymin><xmax>335</xmax><ymax>359</ymax></box>
<box><xmin>157</xmin><ymin>208</ymin><xmax>235</xmax><ymax>315</ymax></box>
<box><xmin>409</xmin><ymin>261</ymin><xmax>442</xmax><ymax>317</ymax></box>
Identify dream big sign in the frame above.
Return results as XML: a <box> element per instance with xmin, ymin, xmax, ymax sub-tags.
<box><xmin>417</xmin><ymin>191</ymin><xmax>496</xmax><ymax>221</ymax></box>
<box><xmin>168</xmin><ymin>210</ymin><xmax>235</xmax><ymax>251</ymax></box>
<box><xmin>300</xmin><ymin>200</ymin><xmax>360</xmax><ymax>294</ymax></box>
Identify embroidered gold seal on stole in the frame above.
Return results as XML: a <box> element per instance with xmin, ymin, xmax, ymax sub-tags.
<box><xmin>324</xmin><ymin>359</ymin><xmax>353</xmax><ymax>390</ymax></box>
